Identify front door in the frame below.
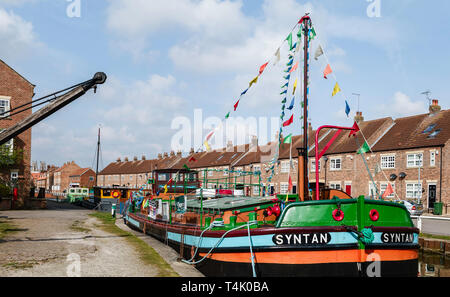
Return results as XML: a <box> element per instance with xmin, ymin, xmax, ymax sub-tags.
<box><xmin>345</xmin><ymin>184</ymin><xmax>352</xmax><ymax>196</ymax></box>
<box><xmin>428</xmin><ymin>185</ymin><xmax>437</xmax><ymax>209</ymax></box>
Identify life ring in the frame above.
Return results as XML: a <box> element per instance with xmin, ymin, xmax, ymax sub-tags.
<box><xmin>369</xmin><ymin>209</ymin><xmax>379</xmax><ymax>221</ymax></box>
<box><xmin>112</xmin><ymin>190</ymin><xmax>121</xmax><ymax>199</ymax></box>
<box><xmin>332</xmin><ymin>208</ymin><xmax>344</xmax><ymax>221</ymax></box>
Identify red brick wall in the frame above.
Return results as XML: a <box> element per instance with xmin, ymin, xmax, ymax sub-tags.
<box><xmin>0</xmin><ymin>60</ymin><xmax>34</xmax><ymax>207</ymax></box>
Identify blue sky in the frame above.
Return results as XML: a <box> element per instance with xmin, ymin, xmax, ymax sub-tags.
<box><xmin>0</xmin><ymin>0</ymin><xmax>448</xmax><ymax>170</ymax></box>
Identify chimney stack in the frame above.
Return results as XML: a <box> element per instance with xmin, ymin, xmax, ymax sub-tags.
<box><xmin>251</xmin><ymin>135</ymin><xmax>258</xmax><ymax>147</ymax></box>
<box><xmin>176</xmin><ymin>151</ymin><xmax>182</xmax><ymax>157</ymax></box>
<box><xmin>142</xmin><ymin>155</ymin><xmax>146</xmax><ymax>160</ymax></box>
<box><xmin>354</xmin><ymin>111</ymin><xmax>364</xmax><ymax>123</ymax></box>
<box><xmin>116</xmin><ymin>157</ymin><xmax>121</xmax><ymax>162</ymax></box>
<box><xmin>226</xmin><ymin>140</ymin><xmax>233</xmax><ymax>152</ymax></box>
<box><xmin>308</xmin><ymin>123</ymin><xmax>313</xmax><ymax>137</ymax></box>
<box><xmin>133</xmin><ymin>156</ymin><xmax>138</xmax><ymax>161</ymax></box>
<box><xmin>163</xmin><ymin>152</ymin><xmax>168</xmax><ymax>158</ymax></box>
<box><xmin>190</xmin><ymin>147</ymin><xmax>195</xmax><ymax>154</ymax></box>
<box><xmin>429</xmin><ymin>99</ymin><xmax>441</xmax><ymax>114</ymax></box>
<box><xmin>158</xmin><ymin>153</ymin><xmax>163</xmax><ymax>159</ymax></box>
<box><xmin>124</xmin><ymin>157</ymin><xmax>129</xmax><ymax>162</ymax></box>
<box><xmin>170</xmin><ymin>151</ymin><xmax>175</xmax><ymax>157</ymax></box>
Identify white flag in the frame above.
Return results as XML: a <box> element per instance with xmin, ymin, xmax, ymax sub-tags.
<box><xmin>273</xmin><ymin>47</ymin><xmax>281</xmax><ymax>65</ymax></box>
<box><xmin>314</xmin><ymin>45</ymin><xmax>324</xmax><ymax>60</ymax></box>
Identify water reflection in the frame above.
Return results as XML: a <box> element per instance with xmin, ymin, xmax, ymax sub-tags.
<box><xmin>419</xmin><ymin>251</ymin><xmax>450</xmax><ymax>277</ymax></box>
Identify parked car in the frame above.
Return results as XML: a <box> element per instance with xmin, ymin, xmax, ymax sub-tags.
<box><xmin>398</xmin><ymin>200</ymin><xmax>423</xmax><ymax>216</ymax></box>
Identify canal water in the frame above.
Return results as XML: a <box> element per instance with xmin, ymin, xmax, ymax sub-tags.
<box><xmin>419</xmin><ymin>251</ymin><xmax>450</xmax><ymax>277</ymax></box>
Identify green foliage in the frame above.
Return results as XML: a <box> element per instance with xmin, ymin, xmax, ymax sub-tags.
<box><xmin>0</xmin><ymin>183</ymin><xmax>11</xmax><ymax>197</ymax></box>
<box><xmin>0</xmin><ymin>145</ymin><xmax>23</xmax><ymax>169</ymax></box>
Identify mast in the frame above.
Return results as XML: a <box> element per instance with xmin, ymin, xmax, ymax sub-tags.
<box><xmin>95</xmin><ymin>127</ymin><xmax>100</xmax><ymax>187</ymax></box>
<box><xmin>302</xmin><ymin>15</ymin><xmax>311</xmax><ymax>200</ymax></box>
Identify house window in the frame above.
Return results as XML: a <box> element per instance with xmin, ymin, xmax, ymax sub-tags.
<box><xmin>330</xmin><ymin>158</ymin><xmax>341</xmax><ymax>171</ymax></box>
<box><xmin>253</xmin><ymin>186</ymin><xmax>261</xmax><ymax>195</ymax></box>
<box><xmin>407</xmin><ymin>153</ymin><xmax>423</xmax><ymax>168</ymax></box>
<box><xmin>311</xmin><ymin>159</ymin><xmax>321</xmax><ymax>172</ymax></box>
<box><xmin>223</xmin><ymin>168</ymin><xmax>228</xmax><ymax>176</ymax></box>
<box><xmin>10</xmin><ymin>170</ymin><xmax>19</xmax><ymax>181</ymax></box>
<box><xmin>329</xmin><ymin>182</ymin><xmax>341</xmax><ymax>190</ymax></box>
<box><xmin>380</xmin><ymin>182</ymin><xmax>395</xmax><ymax>198</ymax></box>
<box><xmin>430</xmin><ymin>151</ymin><xmax>436</xmax><ymax>167</ymax></box>
<box><xmin>253</xmin><ymin>165</ymin><xmax>260</xmax><ymax>173</ymax></box>
<box><xmin>281</xmin><ymin>161</ymin><xmax>289</xmax><ymax>173</ymax></box>
<box><xmin>208</xmin><ymin>170</ymin><xmax>213</xmax><ymax>177</ymax></box>
<box><xmin>158</xmin><ymin>173</ymin><xmax>167</xmax><ymax>181</ymax></box>
<box><xmin>406</xmin><ymin>183</ymin><xmax>422</xmax><ymax>199</ymax></box>
<box><xmin>0</xmin><ymin>97</ymin><xmax>11</xmax><ymax>117</ymax></box>
<box><xmin>381</xmin><ymin>155</ymin><xmax>395</xmax><ymax>169</ymax></box>
<box><xmin>280</xmin><ymin>183</ymin><xmax>289</xmax><ymax>194</ymax></box>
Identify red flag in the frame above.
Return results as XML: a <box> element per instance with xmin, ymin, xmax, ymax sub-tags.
<box><xmin>234</xmin><ymin>99</ymin><xmax>240</xmax><ymax>111</ymax></box>
<box><xmin>289</xmin><ymin>62</ymin><xmax>299</xmax><ymax>73</ymax></box>
<box><xmin>167</xmin><ymin>178</ymin><xmax>173</xmax><ymax>185</ymax></box>
<box><xmin>382</xmin><ymin>183</ymin><xmax>394</xmax><ymax>198</ymax></box>
<box><xmin>323</xmin><ymin>64</ymin><xmax>332</xmax><ymax>79</ymax></box>
<box><xmin>283</xmin><ymin>115</ymin><xmax>294</xmax><ymax>127</ymax></box>
<box><xmin>188</xmin><ymin>156</ymin><xmax>197</xmax><ymax>162</ymax></box>
<box><xmin>288</xmin><ymin>176</ymin><xmax>293</xmax><ymax>192</ymax></box>
<box><xmin>349</xmin><ymin>121</ymin><xmax>360</xmax><ymax>137</ymax></box>
<box><xmin>259</xmin><ymin>62</ymin><xmax>269</xmax><ymax>75</ymax></box>
<box><xmin>206</xmin><ymin>130</ymin><xmax>215</xmax><ymax>141</ymax></box>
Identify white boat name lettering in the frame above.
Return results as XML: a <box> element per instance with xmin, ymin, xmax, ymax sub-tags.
<box><xmin>381</xmin><ymin>232</ymin><xmax>414</xmax><ymax>243</ymax></box>
<box><xmin>272</xmin><ymin>233</ymin><xmax>331</xmax><ymax>245</ymax></box>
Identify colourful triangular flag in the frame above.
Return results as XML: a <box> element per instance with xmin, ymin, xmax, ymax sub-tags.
<box><xmin>286</xmin><ymin>59</ymin><xmax>293</xmax><ymax>66</ymax></box>
<box><xmin>204</xmin><ymin>140</ymin><xmax>211</xmax><ymax>151</ymax></box>
<box><xmin>288</xmin><ymin>175</ymin><xmax>293</xmax><ymax>191</ymax></box>
<box><xmin>314</xmin><ymin>45</ymin><xmax>324</xmax><ymax>60</ymax></box>
<box><xmin>249</xmin><ymin>76</ymin><xmax>258</xmax><ymax>87</ymax></box>
<box><xmin>241</xmin><ymin>88</ymin><xmax>249</xmax><ymax>96</ymax></box>
<box><xmin>284</xmin><ymin>74</ymin><xmax>291</xmax><ymax>80</ymax></box>
<box><xmin>332</xmin><ymin>82</ymin><xmax>341</xmax><ymax>97</ymax></box>
<box><xmin>349</xmin><ymin>121</ymin><xmax>360</xmax><ymax>137</ymax></box>
<box><xmin>183</xmin><ymin>164</ymin><xmax>191</xmax><ymax>171</ymax></box>
<box><xmin>274</xmin><ymin>47</ymin><xmax>281</xmax><ymax>65</ymax></box>
<box><xmin>292</xmin><ymin>79</ymin><xmax>298</xmax><ymax>94</ymax></box>
<box><xmin>285</xmin><ymin>67</ymin><xmax>292</xmax><ymax>73</ymax></box>
<box><xmin>281</xmin><ymin>82</ymin><xmax>289</xmax><ymax>88</ymax></box>
<box><xmin>164</xmin><ymin>184</ymin><xmax>168</xmax><ymax>194</ymax></box>
<box><xmin>323</xmin><ymin>64</ymin><xmax>332</xmax><ymax>79</ymax></box>
<box><xmin>289</xmin><ymin>62</ymin><xmax>299</xmax><ymax>73</ymax></box>
<box><xmin>309</xmin><ymin>27</ymin><xmax>316</xmax><ymax>41</ymax></box>
<box><xmin>283</xmin><ymin>133</ymin><xmax>293</xmax><ymax>144</ymax></box>
<box><xmin>234</xmin><ymin>99</ymin><xmax>240</xmax><ymax>111</ymax></box>
<box><xmin>382</xmin><ymin>183</ymin><xmax>394</xmax><ymax>199</ymax></box>
<box><xmin>287</xmin><ymin>97</ymin><xmax>295</xmax><ymax>110</ymax></box>
<box><xmin>283</xmin><ymin>115</ymin><xmax>294</xmax><ymax>127</ymax></box>
<box><xmin>206</xmin><ymin>130</ymin><xmax>215</xmax><ymax>141</ymax></box>
<box><xmin>286</xmin><ymin>33</ymin><xmax>293</xmax><ymax>50</ymax></box>
<box><xmin>188</xmin><ymin>156</ymin><xmax>197</xmax><ymax>162</ymax></box>
<box><xmin>281</xmin><ymin>98</ymin><xmax>287</xmax><ymax>104</ymax></box>
<box><xmin>259</xmin><ymin>62</ymin><xmax>269</xmax><ymax>76</ymax></box>
<box><xmin>345</xmin><ymin>100</ymin><xmax>350</xmax><ymax>117</ymax></box>
<box><xmin>357</xmin><ymin>141</ymin><xmax>371</xmax><ymax>155</ymax></box>
<box><xmin>280</xmin><ymin>89</ymin><xmax>287</xmax><ymax>95</ymax></box>
<box><xmin>225</xmin><ymin>112</ymin><xmax>230</xmax><ymax>119</ymax></box>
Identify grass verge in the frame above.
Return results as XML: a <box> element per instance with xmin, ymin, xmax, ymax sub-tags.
<box><xmin>0</xmin><ymin>219</ymin><xmax>18</xmax><ymax>239</ymax></box>
<box><xmin>89</xmin><ymin>212</ymin><xmax>178</xmax><ymax>277</ymax></box>
<box><xmin>420</xmin><ymin>233</ymin><xmax>450</xmax><ymax>241</ymax></box>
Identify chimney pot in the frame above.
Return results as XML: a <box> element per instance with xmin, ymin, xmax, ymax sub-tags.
<box><xmin>158</xmin><ymin>153</ymin><xmax>162</xmax><ymax>159</ymax></box>
<box><xmin>124</xmin><ymin>157</ymin><xmax>129</xmax><ymax>162</ymax></box>
<box><xmin>142</xmin><ymin>155</ymin><xmax>146</xmax><ymax>160</ymax></box>
<box><xmin>429</xmin><ymin>99</ymin><xmax>441</xmax><ymax>113</ymax></box>
<box><xmin>163</xmin><ymin>152</ymin><xmax>168</xmax><ymax>158</ymax></box>
<box><xmin>354</xmin><ymin>111</ymin><xmax>364</xmax><ymax>123</ymax></box>
<box><xmin>133</xmin><ymin>156</ymin><xmax>138</xmax><ymax>161</ymax></box>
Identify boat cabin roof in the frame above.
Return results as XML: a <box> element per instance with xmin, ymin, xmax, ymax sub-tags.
<box><xmin>185</xmin><ymin>196</ymin><xmax>274</xmax><ymax>211</ymax></box>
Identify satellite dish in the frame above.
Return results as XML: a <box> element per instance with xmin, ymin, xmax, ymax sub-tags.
<box><xmin>399</xmin><ymin>172</ymin><xmax>407</xmax><ymax>179</ymax></box>
<box><xmin>390</xmin><ymin>174</ymin><xmax>397</xmax><ymax>181</ymax></box>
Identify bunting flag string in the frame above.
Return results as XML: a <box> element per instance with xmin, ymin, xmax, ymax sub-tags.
<box><xmin>323</xmin><ymin>64</ymin><xmax>332</xmax><ymax>79</ymax></box>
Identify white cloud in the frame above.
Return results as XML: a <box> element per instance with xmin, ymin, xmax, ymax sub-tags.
<box><xmin>390</xmin><ymin>91</ymin><xmax>427</xmax><ymax>117</ymax></box>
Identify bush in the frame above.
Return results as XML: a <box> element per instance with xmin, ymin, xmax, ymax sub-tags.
<box><xmin>0</xmin><ymin>183</ymin><xmax>12</xmax><ymax>197</ymax></box>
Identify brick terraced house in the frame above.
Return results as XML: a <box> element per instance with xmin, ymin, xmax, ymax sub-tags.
<box><xmin>99</xmin><ymin>103</ymin><xmax>449</xmax><ymax>213</ymax></box>
<box><xmin>0</xmin><ymin>60</ymin><xmax>35</xmax><ymax>209</ymax></box>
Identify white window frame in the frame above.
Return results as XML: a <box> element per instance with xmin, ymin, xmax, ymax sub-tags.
<box><xmin>368</xmin><ymin>182</ymin><xmax>378</xmax><ymax>198</ymax></box>
<box><xmin>330</xmin><ymin>157</ymin><xmax>342</xmax><ymax>171</ymax></box>
<box><xmin>0</xmin><ymin>96</ymin><xmax>11</xmax><ymax>118</ymax></box>
<box><xmin>311</xmin><ymin>159</ymin><xmax>321</xmax><ymax>173</ymax></box>
<box><xmin>253</xmin><ymin>165</ymin><xmax>260</xmax><ymax>173</ymax></box>
<box><xmin>380</xmin><ymin>154</ymin><xmax>396</xmax><ymax>169</ymax></box>
<box><xmin>280</xmin><ymin>161</ymin><xmax>289</xmax><ymax>173</ymax></box>
<box><xmin>10</xmin><ymin>170</ymin><xmax>19</xmax><ymax>180</ymax></box>
<box><xmin>329</xmin><ymin>182</ymin><xmax>341</xmax><ymax>190</ymax></box>
<box><xmin>280</xmin><ymin>182</ymin><xmax>289</xmax><ymax>194</ymax></box>
<box><xmin>406</xmin><ymin>153</ymin><xmax>423</xmax><ymax>168</ymax></box>
<box><xmin>430</xmin><ymin>151</ymin><xmax>436</xmax><ymax>167</ymax></box>
<box><xmin>406</xmin><ymin>182</ymin><xmax>422</xmax><ymax>199</ymax></box>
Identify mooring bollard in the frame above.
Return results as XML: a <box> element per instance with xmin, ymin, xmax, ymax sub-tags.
<box><xmin>111</xmin><ymin>203</ymin><xmax>116</xmax><ymax>218</ymax></box>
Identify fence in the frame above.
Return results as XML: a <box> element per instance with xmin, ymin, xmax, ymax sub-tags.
<box><xmin>411</xmin><ymin>215</ymin><xmax>450</xmax><ymax>237</ymax></box>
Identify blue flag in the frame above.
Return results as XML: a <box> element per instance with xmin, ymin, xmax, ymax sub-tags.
<box><xmin>345</xmin><ymin>100</ymin><xmax>350</xmax><ymax>117</ymax></box>
<box><xmin>284</xmin><ymin>74</ymin><xmax>291</xmax><ymax>80</ymax></box>
<box><xmin>287</xmin><ymin>97</ymin><xmax>295</xmax><ymax>110</ymax></box>
<box><xmin>241</xmin><ymin>88</ymin><xmax>249</xmax><ymax>96</ymax></box>
<box><xmin>280</xmin><ymin>90</ymin><xmax>287</xmax><ymax>95</ymax></box>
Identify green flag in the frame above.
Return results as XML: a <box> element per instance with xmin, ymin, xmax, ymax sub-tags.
<box><xmin>357</xmin><ymin>141</ymin><xmax>371</xmax><ymax>155</ymax></box>
<box><xmin>183</xmin><ymin>164</ymin><xmax>191</xmax><ymax>171</ymax></box>
<box><xmin>297</xmin><ymin>26</ymin><xmax>302</xmax><ymax>40</ymax></box>
<box><xmin>283</xmin><ymin>134</ymin><xmax>293</xmax><ymax>144</ymax></box>
<box><xmin>286</xmin><ymin>33</ymin><xmax>293</xmax><ymax>50</ymax></box>
<box><xmin>225</xmin><ymin>112</ymin><xmax>230</xmax><ymax>119</ymax></box>
<box><xmin>309</xmin><ymin>27</ymin><xmax>316</xmax><ymax>41</ymax></box>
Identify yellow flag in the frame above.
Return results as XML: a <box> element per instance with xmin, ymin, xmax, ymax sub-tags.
<box><xmin>204</xmin><ymin>140</ymin><xmax>211</xmax><ymax>151</ymax></box>
<box><xmin>164</xmin><ymin>184</ymin><xmax>168</xmax><ymax>194</ymax></box>
<box><xmin>292</xmin><ymin>78</ymin><xmax>298</xmax><ymax>95</ymax></box>
<box><xmin>332</xmin><ymin>82</ymin><xmax>341</xmax><ymax>97</ymax></box>
<box><xmin>249</xmin><ymin>76</ymin><xmax>258</xmax><ymax>88</ymax></box>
